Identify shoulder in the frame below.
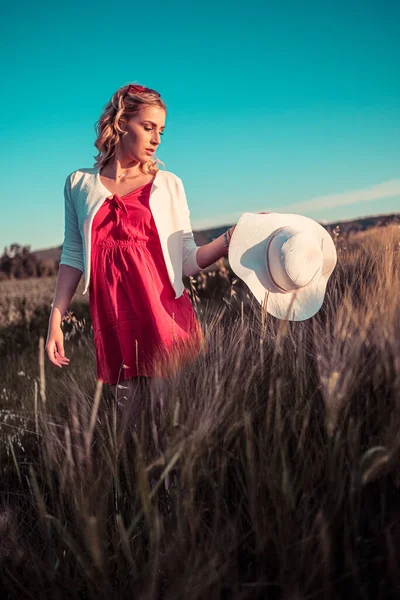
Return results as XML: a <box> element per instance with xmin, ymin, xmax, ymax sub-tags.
<box><xmin>153</xmin><ymin>169</ymin><xmax>186</xmax><ymax>198</ymax></box>
<box><xmin>63</xmin><ymin>168</ymin><xmax>99</xmax><ymax>210</ymax></box>
<box><xmin>65</xmin><ymin>167</ymin><xmax>97</xmax><ymax>187</ymax></box>
<box><xmin>156</xmin><ymin>169</ymin><xmax>182</xmax><ymax>185</ymax></box>
<box><xmin>159</xmin><ymin>171</ymin><xmax>188</xmax><ymax>199</ymax></box>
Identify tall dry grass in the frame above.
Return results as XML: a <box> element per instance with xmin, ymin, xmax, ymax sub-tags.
<box><xmin>0</xmin><ymin>224</ymin><xmax>399</xmax><ymax>599</ymax></box>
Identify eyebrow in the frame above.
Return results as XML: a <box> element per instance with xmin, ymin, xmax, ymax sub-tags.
<box><xmin>142</xmin><ymin>120</ymin><xmax>166</xmax><ymax>130</ymax></box>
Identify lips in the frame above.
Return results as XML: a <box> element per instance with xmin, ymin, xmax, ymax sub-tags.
<box><xmin>145</xmin><ymin>148</ymin><xmax>155</xmax><ymax>153</ymax></box>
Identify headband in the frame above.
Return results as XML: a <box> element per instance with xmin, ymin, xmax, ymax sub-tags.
<box><xmin>125</xmin><ymin>84</ymin><xmax>161</xmax><ymax>97</ymax></box>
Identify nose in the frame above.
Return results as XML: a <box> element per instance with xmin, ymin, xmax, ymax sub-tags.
<box><xmin>151</xmin><ymin>131</ymin><xmax>161</xmax><ymax>146</ymax></box>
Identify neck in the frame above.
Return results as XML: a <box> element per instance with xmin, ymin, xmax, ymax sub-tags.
<box><xmin>104</xmin><ymin>158</ymin><xmax>143</xmax><ymax>181</ymax></box>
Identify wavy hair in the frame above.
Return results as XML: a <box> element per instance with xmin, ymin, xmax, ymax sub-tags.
<box><xmin>93</xmin><ymin>83</ymin><xmax>167</xmax><ymax>175</ymax></box>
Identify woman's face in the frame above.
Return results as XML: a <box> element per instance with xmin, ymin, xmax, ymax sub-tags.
<box><xmin>119</xmin><ymin>105</ymin><xmax>166</xmax><ymax>163</ymax></box>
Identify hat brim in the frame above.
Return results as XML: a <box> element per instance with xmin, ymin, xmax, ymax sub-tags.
<box><xmin>228</xmin><ymin>212</ymin><xmax>337</xmax><ymax>321</ymax></box>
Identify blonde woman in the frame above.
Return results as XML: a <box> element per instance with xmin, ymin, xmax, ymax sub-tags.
<box><xmin>45</xmin><ymin>83</ymin><xmax>236</xmax><ymax>417</ymax></box>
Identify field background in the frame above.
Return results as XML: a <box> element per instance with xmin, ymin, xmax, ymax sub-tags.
<box><xmin>0</xmin><ymin>222</ymin><xmax>399</xmax><ymax>599</ymax></box>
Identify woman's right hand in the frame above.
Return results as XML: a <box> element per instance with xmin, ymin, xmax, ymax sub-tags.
<box><xmin>45</xmin><ymin>326</ymin><xmax>70</xmax><ymax>368</ymax></box>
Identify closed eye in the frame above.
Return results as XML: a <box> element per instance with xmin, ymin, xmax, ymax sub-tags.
<box><xmin>144</xmin><ymin>127</ymin><xmax>164</xmax><ymax>136</ymax></box>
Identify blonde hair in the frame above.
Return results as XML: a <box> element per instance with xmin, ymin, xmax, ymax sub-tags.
<box><xmin>93</xmin><ymin>83</ymin><xmax>167</xmax><ymax>175</ymax></box>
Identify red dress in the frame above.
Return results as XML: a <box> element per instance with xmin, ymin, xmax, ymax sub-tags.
<box><xmin>88</xmin><ymin>179</ymin><xmax>204</xmax><ymax>385</ymax></box>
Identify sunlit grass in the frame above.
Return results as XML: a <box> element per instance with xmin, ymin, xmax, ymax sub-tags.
<box><xmin>0</xmin><ymin>224</ymin><xmax>399</xmax><ymax>598</ymax></box>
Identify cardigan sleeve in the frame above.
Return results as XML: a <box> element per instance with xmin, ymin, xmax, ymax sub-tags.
<box><xmin>59</xmin><ymin>174</ymin><xmax>84</xmax><ymax>273</ymax></box>
<box><xmin>175</xmin><ymin>176</ymin><xmax>202</xmax><ymax>277</ymax></box>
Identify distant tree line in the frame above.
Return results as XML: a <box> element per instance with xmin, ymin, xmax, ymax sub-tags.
<box><xmin>0</xmin><ymin>244</ymin><xmax>58</xmax><ymax>281</ymax></box>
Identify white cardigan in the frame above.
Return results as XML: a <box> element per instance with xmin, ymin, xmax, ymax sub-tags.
<box><xmin>59</xmin><ymin>167</ymin><xmax>202</xmax><ymax>297</ymax></box>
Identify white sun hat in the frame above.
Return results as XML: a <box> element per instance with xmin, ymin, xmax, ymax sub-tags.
<box><xmin>228</xmin><ymin>212</ymin><xmax>337</xmax><ymax>321</ymax></box>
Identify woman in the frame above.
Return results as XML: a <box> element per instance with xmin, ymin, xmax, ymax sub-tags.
<box><xmin>45</xmin><ymin>82</ymin><xmax>236</xmax><ymax>413</ymax></box>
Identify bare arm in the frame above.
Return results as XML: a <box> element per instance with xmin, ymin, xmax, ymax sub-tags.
<box><xmin>196</xmin><ymin>226</ymin><xmax>234</xmax><ymax>269</ymax></box>
<box><xmin>49</xmin><ymin>264</ymin><xmax>82</xmax><ymax>326</ymax></box>
<box><xmin>195</xmin><ymin>211</ymin><xmax>269</xmax><ymax>270</ymax></box>
<box><xmin>45</xmin><ymin>264</ymin><xmax>82</xmax><ymax>367</ymax></box>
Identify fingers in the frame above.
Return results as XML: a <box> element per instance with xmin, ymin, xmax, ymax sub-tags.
<box><xmin>45</xmin><ymin>340</ymin><xmax>70</xmax><ymax>368</ymax></box>
<box><xmin>46</xmin><ymin>342</ymin><xmax>62</xmax><ymax>368</ymax></box>
<box><xmin>55</xmin><ymin>340</ymin><xmax>70</xmax><ymax>367</ymax></box>
<box><xmin>55</xmin><ymin>351</ymin><xmax>71</xmax><ymax>367</ymax></box>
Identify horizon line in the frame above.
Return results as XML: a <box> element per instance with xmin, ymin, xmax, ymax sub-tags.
<box><xmin>191</xmin><ymin>208</ymin><xmax>400</xmax><ymax>231</ymax></box>
<box><xmin>29</xmin><ymin>209</ymin><xmax>400</xmax><ymax>253</ymax></box>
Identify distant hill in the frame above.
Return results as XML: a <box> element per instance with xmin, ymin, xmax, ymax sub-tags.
<box><xmin>32</xmin><ymin>245</ymin><xmax>63</xmax><ymax>262</ymax></box>
<box><xmin>32</xmin><ymin>212</ymin><xmax>400</xmax><ymax>264</ymax></box>
<box><xmin>322</xmin><ymin>212</ymin><xmax>400</xmax><ymax>236</ymax></box>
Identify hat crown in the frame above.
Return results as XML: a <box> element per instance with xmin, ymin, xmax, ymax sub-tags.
<box><xmin>268</xmin><ymin>227</ymin><xmax>323</xmax><ymax>292</ymax></box>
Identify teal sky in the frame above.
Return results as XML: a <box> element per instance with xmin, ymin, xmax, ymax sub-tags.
<box><xmin>1</xmin><ymin>0</ymin><xmax>399</xmax><ymax>252</ymax></box>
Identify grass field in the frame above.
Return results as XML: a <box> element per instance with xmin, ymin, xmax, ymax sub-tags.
<box><xmin>0</xmin><ymin>224</ymin><xmax>399</xmax><ymax>599</ymax></box>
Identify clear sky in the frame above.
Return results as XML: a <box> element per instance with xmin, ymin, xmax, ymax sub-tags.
<box><xmin>1</xmin><ymin>0</ymin><xmax>399</xmax><ymax>251</ymax></box>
